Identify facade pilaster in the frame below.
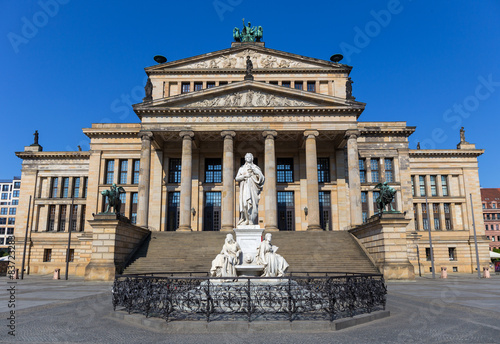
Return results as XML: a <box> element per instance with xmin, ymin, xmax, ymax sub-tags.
<box><xmin>221</xmin><ymin>131</ymin><xmax>236</xmax><ymax>231</ymax></box>
<box><xmin>263</xmin><ymin>131</ymin><xmax>278</xmax><ymax>231</ymax></box>
<box><xmin>304</xmin><ymin>130</ymin><xmax>321</xmax><ymax>231</ymax></box>
<box><xmin>346</xmin><ymin>130</ymin><xmax>362</xmax><ymax>226</ymax></box>
<box><xmin>137</xmin><ymin>132</ymin><xmax>153</xmax><ymax>228</ymax></box>
<box><xmin>178</xmin><ymin>131</ymin><xmax>194</xmax><ymax>231</ymax></box>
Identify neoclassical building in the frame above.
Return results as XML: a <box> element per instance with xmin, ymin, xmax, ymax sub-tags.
<box><xmin>14</xmin><ymin>38</ymin><xmax>490</xmax><ymax>278</ymax></box>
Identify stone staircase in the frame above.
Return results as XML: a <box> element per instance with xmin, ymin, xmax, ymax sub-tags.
<box><xmin>123</xmin><ymin>231</ymin><xmax>379</xmax><ymax>275</ymax></box>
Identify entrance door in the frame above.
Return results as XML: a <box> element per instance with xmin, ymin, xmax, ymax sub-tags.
<box><xmin>278</xmin><ymin>191</ymin><xmax>295</xmax><ymax>231</ymax></box>
<box><xmin>319</xmin><ymin>191</ymin><xmax>332</xmax><ymax>231</ymax></box>
<box><xmin>204</xmin><ymin>192</ymin><xmax>221</xmax><ymax>231</ymax></box>
<box><xmin>167</xmin><ymin>192</ymin><xmax>180</xmax><ymax>231</ymax></box>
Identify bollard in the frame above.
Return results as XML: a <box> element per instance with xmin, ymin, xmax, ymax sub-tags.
<box><xmin>483</xmin><ymin>267</ymin><xmax>490</xmax><ymax>278</ymax></box>
<box><xmin>440</xmin><ymin>267</ymin><xmax>447</xmax><ymax>279</ymax></box>
<box><xmin>14</xmin><ymin>269</ymin><xmax>19</xmax><ymax>280</ymax></box>
<box><xmin>53</xmin><ymin>268</ymin><xmax>60</xmax><ymax>280</ymax></box>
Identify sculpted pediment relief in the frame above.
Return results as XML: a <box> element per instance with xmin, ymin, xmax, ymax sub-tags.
<box><xmin>172</xmin><ymin>49</ymin><xmax>325</xmax><ymax>70</ymax></box>
<box><xmin>181</xmin><ymin>89</ymin><xmax>317</xmax><ymax>108</ymax></box>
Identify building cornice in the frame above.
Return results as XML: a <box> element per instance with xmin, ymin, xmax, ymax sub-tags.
<box><xmin>15</xmin><ymin>151</ymin><xmax>90</xmax><ymax>160</ymax></box>
<box><xmin>360</xmin><ymin>127</ymin><xmax>416</xmax><ymax>138</ymax></box>
<box><xmin>409</xmin><ymin>149</ymin><xmax>484</xmax><ymax>158</ymax></box>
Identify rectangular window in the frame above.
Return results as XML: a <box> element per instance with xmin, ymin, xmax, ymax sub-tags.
<box><xmin>307</xmin><ymin>81</ymin><xmax>316</xmax><ymax>92</ymax></box>
<box><xmin>319</xmin><ymin>191</ymin><xmax>332</xmax><ymax>230</ymax></box>
<box><xmin>441</xmin><ymin>176</ymin><xmax>449</xmax><ymax>196</ymax></box>
<box><xmin>119</xmin><ymin>160</ymin><xmax>128</xmax><ymax>184</ymax></box>
<box><xmin>0</xmin><ymin>238</ymin><xmax>3</xmax><ymax>245</ymax></box>
<box><xmin>58</xmin><ymin>205</ymin><xmax>66</xmax><ymax>232</ymax></box>
<box><xmin>51</xmin><ymin>177</ymin><xmax>59</xmax><ymax>198</ymax></box>
<box><xmin>294</xmin><ymin>81</ymin><xmax>303</xmax><ymax>90</ymax></box>
<box><xmin>219</xmin><ymin>81</ymin><xmax>228</xmax><ymax>86</ymax></box>
<box><xmin>119</xmin><ymin>193</ymin><xmax>126</xmax><ymax>216</ymax></box>
<box><xmin>73</xmin><ymin>177</ymin><xmax>80</xmax><ymax>198</ymax></box>
<box><xmin>413</xmin><ymin>204</ymin><xmax>419</xmax><ymax>230</ymax></box>
<box><xmin>425</xmin><ymin>248</ymin><xmax>431</xmax><ymax>261</ymax></box>
<box><xmin>0</xmin><ymin>228</ymin><xmax>4</xmax><ymax>234</ymax></box>
<box><xmin>361</xmin><ymin>191</ymin><xmax>368</xmax><ymax>223</ymax></box>
<box><xmin>371</xmin><ymin>159</ymin><xmax>379</xmax><ymax>183</ymax></box>
<box><xmin>281</xmin><ymin>81</ymin><xmax>291</xmax><ymax>88</ymax></box>
<box><xmin>80</xmin><ymin>205</ymin><xmax>86</xmax><ymax>231</ymax></box>
<box><xmin>373</xmin><ymin>191</ymin><xmax>380</xmax><ymax>213</ymax></box>
<box><xmin>0</xmin><ymin>208</ymin><xmax>6</xmax><ymax>215</ymax></box>
<box><xmin>168</xmin><ymin>158</ymin><xmax>182</xmax><ymax>183</ymax></box>
<box><xmin>448</xmin><ymin>247</ymin><xmax>456</xmax><ymax>261</ymax></box>
<box><xmin>14</xmin><ymin>182</ymin><xmax>20</xmax><ymax>189</ymax></box>
<box><xmin>48</xmin><ymin>205</ymin><xmax>56</xmax><ymax>231</ymax></box>
<box><xmin>68</xmin><ymin>249</ymin><xmax>74</xmax><ymax>262</ymax></box>
<box><xmin>82</xmin><ymin>178</ymin><xmax>88</xmax><ymax>198</ymax></box>
<box><xmin>204</xmin><ymin>192</ymin><xmax>221</xmax><ymax>231</ymax></box>
<box><xmin>0</xmin><ymin>218</ymin><xmax>5</xmax><ymax>225</ymax></box>
<box><xmin>422</xmin><ymin>203</ymin><xmax>429</xmax><ymax>230</ymax></box>
<box><xmin>317</xmin><ymin>158</ymin><xmax>330</xmax><ymax>183</ymax></box>
<box><xmin>12</xmin><ymin>200</ymin><xmax>18</xmax><ymax>205</ymax></box>
<box><xmin>194</xmin><ymin>82</ymin><xmax>203</xmax><ymax>91</ymax></box>
<box><xmin>131</xmin><ymin>193</ymin><xmax>138</xmax><ymax>225</ymax></box>
<box><xmin>7</xmin><ymin>228</ymin><xmax>13</xmax><ymax>235</ymax></box>
<box><xmin>9</xmin><ymin>208</ymin><xmax>16</xmax><ymax>215</ymax></box>
<box><xmin>2</xmin><ymin>185</ymin><xmax>8</xmax><ymax>191</ymax></box>
<box><xmin>181</xmin><ymin>82</ymin><xmax>190</xmax><ymax>93</ymax></box>
<box><xmin>132</xmin><ymin>160</ymin><xmax>140</xmax><ymax>184</ymax></box>
<box><xmin>166</xmin><ymin>192</ymin><xmax>179</xmax><ymax>231</ymax></box>
<box><xmin>12</xmin><ymin>190</ymin><xmax>20</xmax><ymax>198</ymax></box>
<box><xmin>433</xmin><ymin>203</ymin><xmax>440</xmax><ymax>230</ymax></box>
<box><xmin>419</xmin><ymin>176</ymin><xmax>426</xmax><ymax>196</ymax></box>
<box><xmin>62</xmin><ymin>177</ymin><xmax>69</xmax><ymax>198</ymax></box>
<box><xmin>411</xmin><ymin>176</ymin><xmax>415</xmax><ymax>196</ymax></box>
<box><xmin>8</xmin><ymin>218</ymin><xmax>15</xmax><ymax>225</ymax></box>
<box><xmin>105</xmin><ymin>160</ymin><xmax>114</xmax><ymax>184</ymax></box>
<box><xmin>384</xmin><ymin>158</ymin><xmax>394</xmax><ymax>182</ymax></box>
<box><xmin>430</xmin><ymin>176</ymin><xmax>437</xmax><ymax>196</ymax></box>
<box><xmin>277</xmin><ymin>191</ymin><xmax>295</xmax><ymax>231</ymax></box>
<box><xmin>359</xmin><ymin>159</ymin><xmax>366</xmax><ymax>183</ymax></box>
<box><xmin>206</xmin><ymin>82</ymin><xmax>216</xmax><ymax>88</ymax></box>
<box><xmin>444</xmin><ymin>203</ymin><xmax>452</xmax><ymax>230</ymax></box>
<box><xmin>205</xmin><ymin>158</ymin><xmax>222</xmax><ymax>183</ymax></box>
<box><xmin>43</xmin><ymin>249</ymin><xmax>52</xmax><ymax>262</ymax></box>
<box><xmin>70</xmin><ymin>205</ymin><xmax>78</xmax><ymax>231</ymax></box>
<box><xmin>1</xmin><ymin>193</ymin><xmax>7</xmax><ymax>200</ymax></box>
<box><xmin>277</xmin><ymin>158</ymin><xmax>294</xmax><ymax>183</ymax></box>
<box><xmin>269</xmin><ymin>81</ymin><xmax>279</xmax><ymax>85</ymax></box>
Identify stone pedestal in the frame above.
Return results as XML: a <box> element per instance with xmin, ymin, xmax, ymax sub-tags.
<box><xmin>233</xmin><ymin>225</ymin><xmax>264</xmax><ymax>265</ymax></box>
<box><xmin>349</xmin><ymin>213</ymin><xmax>415</xmax><ymax>280</ymax></box>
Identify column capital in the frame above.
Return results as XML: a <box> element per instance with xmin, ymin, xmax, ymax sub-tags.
<box><xmin>139</xmin><ymin>132</ymin><xmax>153</xmax><ymax>140</ymax></box>
<box><xmin>179</xmin><ymin>131</ymin><xmax>194</xmax><ymax>140</ymax></box>
<box><xmin>304</xmin><ymin>130</ymin><xmax>319</xmax><ymax>139</ymax></box>
<box><xmin>221</xmin><ymin>130</ymin><xmax>236</xmax><ymax>140</ymax></box>
<box><xmin>345</xmin><ymin>129</ymin><xmax>360</xmax><ymax>140</ymax></box>
<box><xmin>262</xmin><ymin>130</ymin><xmax>278</xmax><ymax>140</ymax></box>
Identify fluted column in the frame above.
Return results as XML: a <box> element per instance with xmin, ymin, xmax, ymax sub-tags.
<box><xmin>221</xmin><ymin>131</ymin><xmax>236</xmax><ymax>231</ymax></box>
<box><xmin>178</xmin><ymin>131</ymin><xmax>194</xmax><ymax>231</ymax></box>
<box><xmin>263</xmin><ymin>131</ymin><xmax>278</xmax><ymax>231</ymax></box>
<box><xmin>346</xmin><ymin>130</ymin><xmax>362</xmax><ymax>226</ymax></box>
<box><xmin>137</xmin><ymin>132</ymin><xmax>153</xmax><ymax>227</ymax></box>
<box><xmin>304</xmin><ymin>130</ymin><xmax>322</xmax><ymax>231</ymax></box>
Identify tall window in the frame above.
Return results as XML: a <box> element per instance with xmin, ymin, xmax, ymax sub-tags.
<box><xmin>43</xmin><ymin>249</ymin><xmax>52</xmax><ymax>262</ymax></box>
<box><xmin>384</xmin><ymin>158</ymin><xmax>394</xmax><ymax>182</ymax></box>
<box><xmin>359</xmin><ymin>159</ymin><xmax>366</xmax><ymax>183</ymax></box>
<box><xmin>181</xmin><ymin>82</ymin><xmax>190</xmax><ymax>93</ymax></box>
<box><xmin>69</xmin><ymin>249</ymin><xmax>75</xmax><ymax>262</ymax></box>
<box><xmin>294</xmin><ymin>81</ymin><xmax>303</xmax><ymax>90</ymax></box>
<box><xmin>80</xmin><ymin>205</ymin><xmax>86</xmax><ymax>231</ymax></box>
<box><xmin>51</xmin><ymin>177</ymin><xmax>59</xmax><ymax>198</ymax></box>
<box><xmin>433</xmin><ymin>203</ymin><xmax>440</xmax><ymax>230</ymax></box>
<box><xmin>0</xmin><ymin>208</ymin><xmax>6</xmax><ymax>215</ymax></box>
<box><xmin>9</xmin><ymin>208</ymin><xmax>16</xmax><ymax>215</ymax></box>
<box><xmin>8</xmin><ymin>218</ymin><xmax>15</xmax><ymax>225</ymax></box>
<box><xmin>48</xmin><ymin>205</ymin><xmax>56</xmax><ymax>231</ymax></box>
<box><xmin>73</xmin><ymin>177</ymin><xmax>80</xmax><ymax>198</ymax></box>
<box><xmin>62</xmin><ymin>177</ymin><xmax>69</xmax><ymax>198</ymax></box>
<box><xmin>371</xmin><ymin>159</ymin><xmax>379</xmax><ymax>183</ymax></box>
<box><xmin>430</xmin><ymin>176</ymin><xmax>437</xmax><ymax>196</ymax></box>
<box><xmin>14</xmin><ymin>182</ymin><xmax>20</xmax><ymax>189</ymax></box>
<box><xmin>205</xmin><ymin>158</ymin><xmax>222</xmax><ymax>183</ymax></box>
<box><xmin>419</xmin><ymin>176</ymin><xmax>426</xmax><ymax>196</ymax></box>
<box><xmin>422</xmin><ymin>203</ymin><xmax>429</xmax><ymax>230</ymax></box>
<box><xmin>119</xmin><ymin>160</ymin><xmax>128</xmax><ymax>184</ymax></box>
<box><xmin>319</xmin><ymin>191</ymin><xmax>332</xmax><ymax>230</ymax></box>
<box><xmin>105</xmin><ymin>160</ymin><xmax>115</xmax><ymax>184</ymax></box>
<box><xmin>119</xmin><ymin>193</ymin><xmax>126</xmax><ymax>216</ymax></box>
<box><xmin>194</xmin><ymin>82</ymin><xmax>203</xmax><ymax>91</ymax></box>
<box><xmin>425</xmin><ymin>248</ymin><xmax>431</xmax><ymax>261</ymax></box>
<box><xmin>448</xmin><ymin>247</ymin><xmax>456</xmax><ymax>261</ymax></box>
<box><xmin>130</xmin><ymin>193</ymin><xmax>138</xmax><ymax>224</ymax></box>
<box><xmin>58</xmin><ymin>205</ymin><xmax>67</xmax><ymax>232</ymax></box>
<box><xmin>307</xmin><ymin>81</ymin><xmax>316</xmax><ymax>92</ymax></box>
<box><xmin>444</xmin><ymin>203</ymin><xmax>452</xmax><ymax>230</ymax></box>
<box><xmin>361</xmin><ymin>191</ymin><xmax>368</xmax><ymax>223</ymax></box>
<box><xmin>168</xmin><ymin>158</ymin><xmax>182</xmax><ymax>183</ymax></box>
<box><xmin>277</xmin><ymin>158</ymin><xmax>294</xmax><ymax>183</ymax></box>
<box><xmin>70</xmin><ymin>205</ymin><xmax>78</xmax><ymax>231</ymax></box>
<box><xmin>411</xmin><ymin>176</ymin><xmax>415</xmax><ymax>196</ymax></box>
<box><xmin>277</xmin><ymin>191</ymin><xmax>295</xmax><ymax>231</ymax></box>
<box><xmin>12</xmin><ymin>190</ymin><xmax>19</xmax><ymax>198</ymax></box>
<box><xmin>413</xmin><ymin>204</ymin><xmax>419</xmax><ymax>230</ymax></box>
<box><xmin>167</xmin><ymin>192</ymin><xmax>179</xmax><ymax>231</ymax></box>
<box><xmin>317</xmin><ymin>158</ymin><xmax>330</xmax><ymax>183</ymax></box>
<box><xmin>441</xmin><ymin>176</ymin><xmax>449</xmax><ymax>196</ymax></box>
<box><xmin>373</xmin><ymin>191</ymin><xmax>380</xmax><ymax>213</ymax></box>
<box><xmin>133</xmin><ymin>160</ymin><xmax>140</xmax><ymax>184</ymax></box>
<box><xmin>83</xmin><ymin>177</ymin><xmax>88</xmax><ymax>198</ymax></box>
<box><xmin>204</xmin><ymin>192</ymin><xmax>222</xmax><ymax>231</ymax></box>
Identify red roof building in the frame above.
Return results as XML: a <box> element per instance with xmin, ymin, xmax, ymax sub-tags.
<box><xmin>481</xmin><ymin>188</ymin><xmax>500</xmax><ymax>251</ymax></box>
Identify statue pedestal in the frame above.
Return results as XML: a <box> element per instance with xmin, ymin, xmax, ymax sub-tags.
<box><xmin>233</xmin><ymin>225</ymin><xmax>264</xmax><ymax>266</ymax></box>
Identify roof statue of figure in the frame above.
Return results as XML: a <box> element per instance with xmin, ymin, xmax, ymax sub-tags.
<box><xmin>233</xmin><ymin>18</ymin><xmax>263</xmax><ymax>42</ymax></box>
<box><xmin>244</xmin><ymin>56</ymin><xmax>254</xmax><ymax>81</ymax></box>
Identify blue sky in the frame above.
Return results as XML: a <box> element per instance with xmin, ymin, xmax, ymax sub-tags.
<box><xmin>1</xmin><ymin>1</ymin><xmax>499</xmax><ymax>187</ymax></box>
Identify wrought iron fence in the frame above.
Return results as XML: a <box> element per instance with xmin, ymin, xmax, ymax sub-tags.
<box><xmin>112</xmin><ymin>272</ymin><xmax>386</xmax><ymax>322</ymax></box>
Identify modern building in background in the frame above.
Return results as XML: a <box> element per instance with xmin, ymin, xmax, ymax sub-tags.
<box><xmin>0</xmin><ymin>177</ymin><xmax>21</xmax><ymax>250</ymax></box>
<box><xmin>13</xmin><ymin>32</ymin><xmax>490</xmax><ymax>278</ymax></box>
<box><xmin>481</xmin><ymin>188</ymin><xmax>500</xmax><ymax>251</ymax></box>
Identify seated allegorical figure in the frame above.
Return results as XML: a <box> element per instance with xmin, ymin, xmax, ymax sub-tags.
<box><xmin>255</xmin><ymin>233</ymin><xmax>289</xmax><ymax>277</ymax></box>
<box><xmin>210</xmin><ymin>234</ymin><xmax>242</xmax><ymax>278</ymax></box>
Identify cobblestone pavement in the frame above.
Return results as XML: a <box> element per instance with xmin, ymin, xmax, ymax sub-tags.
<box><xmin>1</xmin><ymin>274</ymin><xmax>500</xmax><ymax>343</ymax></box>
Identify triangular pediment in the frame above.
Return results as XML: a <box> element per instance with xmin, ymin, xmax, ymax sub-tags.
<box><xmin>134</xmin><ymin>81</ymin><xmax>364</xmax><ymax>111</ymax></box>
<box><xmin>146</xmin><ymin>45</ymin><xmax>349</xmax><ymax>72</ymax></box>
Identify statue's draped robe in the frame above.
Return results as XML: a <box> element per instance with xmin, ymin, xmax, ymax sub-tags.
<box><xmin>235</xmin><ymin>162</ymin><xmax>265</xmax><ymax>225</ymax></box>
<box><xmin>210</xmin><ymin>241</ymin><xmax>241</xmax><ymax>277</ymax></box>
<box><xmin>255</xmin><ymin>240</ymin><xmax>289</xmax><ymax>277</ymax></box>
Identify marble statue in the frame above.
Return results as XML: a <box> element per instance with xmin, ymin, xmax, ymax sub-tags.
<box><xmin>255</xmin><ymin>233</ymin><xmax>289</xmax><ymax>277</ymax></box>
<box><xmin>210</xmin><ymin>234</ymin><xmax>242</xmax><ymax>278</ymax></box>
<box><xmin>235</xmin><ymin>153</ymin><xmax>265</xmax><ymax>226</ymax></box>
